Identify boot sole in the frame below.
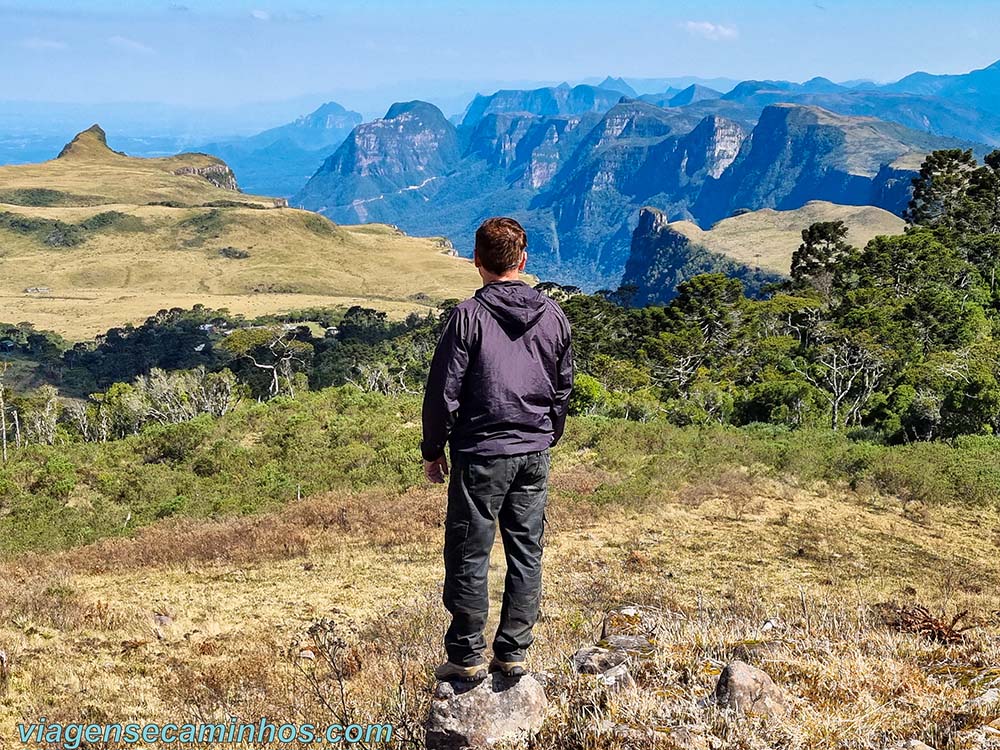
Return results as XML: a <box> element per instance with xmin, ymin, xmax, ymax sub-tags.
<box><xmin>435</xmin><ymin>667</ymin><xmax>488</xmax><ymax>682</ymax></box>
<box><xmin>488</xmin><ymin>663</ymin><xmax>527</xmax><ymax>678</ymax></box>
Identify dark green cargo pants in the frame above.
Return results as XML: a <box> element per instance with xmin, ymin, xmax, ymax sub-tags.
<box><xmin>443</xmin><ymin>449</ymin><xmax>549</xmax><ymax>666</ymax></box>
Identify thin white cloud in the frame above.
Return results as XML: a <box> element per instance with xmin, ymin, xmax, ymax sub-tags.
<box><xmin>250</xmin><ymin>8</ymin><xmax>321</xmax><ymax>22</ymax></box>
<box><xmin>681</xmin><ymin>21</ymin><xmax>739</xmax><ymax>42</ymax></box>
<box><xmin>22</xmin><ymin>37</ymin><xmax>68</xmax><ymax>51</ymax></box>
<box><xmin>108</xmin><ymin>35</ymin><xmax>155</xmax><ymax>54</ymax></box>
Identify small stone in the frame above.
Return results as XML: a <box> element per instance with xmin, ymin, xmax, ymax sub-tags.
<box><xmin>426</xmin><ymin>673</ymin><xmax>547</xmax><ymax>750</ymax></box>
<box><xmin>712</xmin><ymin>660</ymin><xmax>788</xmax><ymax>719</ymax></box>
<box><xmin>599</xmin><ymin>634</ymin><xmax>656</xmax><ymax>655</ymax></box>
<box><xmin>964</xmin><ymin>688</ymin><xmax>1000</xmax><ymax>712</ymax></box>
<box><xmin>596</xmin><ymin>662</ymin><xmax>634</xmax><ymax>691</ymax></box>
<box><xmin>298</xmin><ymin>649</ymin><xmax>316</xmax><ymax>661</ymax></box>
<box><xmin>572</xmin><ymin>646</ymin><xmax>627</xmax><ymax>675</ymax></box>
<box><xmin>153</xmin><ymin>613</ymin><xmax>173</xmax><ymax>627</ymax></box>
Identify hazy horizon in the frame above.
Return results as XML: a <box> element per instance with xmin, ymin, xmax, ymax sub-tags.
<box><xmin>4</xmin><ymin>0</ymin><xmax>1000</xmax><ymax>112</ymax></box>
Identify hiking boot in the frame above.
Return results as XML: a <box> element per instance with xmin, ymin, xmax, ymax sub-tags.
<box><xmin>434</xmin><ymin>661</ymin><xmax>487</xmax><ymax>682</ymax></box>
<box><xmin>489</xmin><ymin>657</ymin><xmax>528</xmax><ymax>678</ymax></box>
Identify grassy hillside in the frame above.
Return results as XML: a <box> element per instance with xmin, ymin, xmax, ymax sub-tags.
<box><xmin>670</xmin><ymin>200</ymin><xmax>906</xmax><ymax>276</ymax></box>
<box><xmin>0</xmin><ymin>126</ymin><xmax>479</xmax><ymax>339</ymax></box>
<box><xmin>1</xmin><ymin>389</ymin><xmax>998</xmax><ymax>747</ymax></box>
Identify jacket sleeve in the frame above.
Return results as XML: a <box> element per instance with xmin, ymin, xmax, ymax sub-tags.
<box><xmin>420</xmin><ymin>309</ymin><xmax>471</xmax><ymax>462</ymax></box>
<box><xmin>550</xmin><ymin>321</ymin><xmax>574</xmax><ymax>446</ymax></box>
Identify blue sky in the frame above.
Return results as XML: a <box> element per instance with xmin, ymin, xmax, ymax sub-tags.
<box><xmin>3</xmin><ymin>0</ymin><xmax>999</xmax><ymax>110</ymax></box>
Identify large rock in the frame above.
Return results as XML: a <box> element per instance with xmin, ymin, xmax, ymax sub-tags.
<box><xmin>426</xmin><ymin>673</ymin><xmax>547</xmax><ymax>749</ymax></box>
<box><xmin>713</xmin><ymin>660</ymin><xmax>788</xmax><ymax>719</ymax></box>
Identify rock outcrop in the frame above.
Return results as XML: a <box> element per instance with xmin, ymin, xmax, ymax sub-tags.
<box><xmin>425</xmin><ymin>674</ymin><xmax>547</xmax><ymax>750</ymax></box>
<box><xmin>622</xmin><ymin>207</ymin><xmax>782</xmax><ymax>305</ymax></box>
<box><xmin>172</xmin><ymin>163</ymin><xmax>240</xmax><ymax>191</ymax></box>
<box><xmin>712</xmin><ymin>660</ymin><xmax>789</xmax><ymax>719</ymax></box>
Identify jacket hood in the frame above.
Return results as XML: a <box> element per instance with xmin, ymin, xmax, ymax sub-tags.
<box><xmin>474</xmin><ymin>281</ymin><xmax>548</xmax><ymax>337</ymax></box>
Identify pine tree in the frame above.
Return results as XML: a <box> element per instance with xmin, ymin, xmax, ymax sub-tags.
<box><xmin>790</xmin><ymin>220</ymin><xmax>852</xmax><ymax>283</ymax></box>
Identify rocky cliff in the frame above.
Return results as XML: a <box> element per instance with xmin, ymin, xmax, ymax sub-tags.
<box><xmin>622</xmin><ymin>207</ymin><xmax>782</xmax><ymax>306</ymax></box>
<box><xmin>294</xmin><ymin>101</ymin><xmax>459</xmax><ymax>221</ymax></box>
<box><xmin>693</xmin><ymin>104</ymin><xmax>939</xmax><ymax>225</ymax></box>
<box><xmin>295</xmin><ymin>95</ymin><xmax>967</xmax><ymax>289</ymax></box>
<box><xmin>172</xmin><ymin>163</ymin><xmax>240</xmax><ymax>191</ymax></box>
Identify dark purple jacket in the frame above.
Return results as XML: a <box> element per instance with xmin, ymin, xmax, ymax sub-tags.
<box><xmin>421</xmin><ymin>280</ymin><xmax>574</xmax><ymax>461</ymax></box>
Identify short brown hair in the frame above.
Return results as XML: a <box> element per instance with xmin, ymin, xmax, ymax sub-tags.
<box><xmin>475</xmin><ymin>217</ymin><xmax>527</xmax><ymax>275</ymax></box>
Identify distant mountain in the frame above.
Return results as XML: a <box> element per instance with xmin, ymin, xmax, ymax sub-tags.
<box><xmin>668</xmin><ymin>84</ymin><xmax>723</xmax><ymax>107</ymax></box>
<box><xmin>294</xmin><ymin>101</ymin><xmax>460</xmax><ymax>219</ymax></box>
<box><xmin>295</xmin><ymin>95</ymin><xmax>961</xmax><ymax>290</ymax></box>
<box><xmin>618</xmin><ymin>76</ymin><xmax>740</xmax><ymax>96</ymax></box>
<box><xmin>706</xmin><ymin>81</ymin><xmax>1000</xmax><ymax>146</ymax></box>
<box><xmin>881</xmin><ymin>59</ymin><xmax>1000</xmax><ymax>115</ymax></box>
<box><xmin>639</xmin><ymin>84</ymin><xmax>722</xmax><ymax>108</ymax></box>
<box><xmin>694</xmin><ymin>103</ymin><xmax>967</xmax><ymax>224</ymax></box>
<box><xmin>622</xmin><ymin>201</ymin><xmax>906</xmax><ymax>305</ymax></box>
<box><xmin>200</xmin><ymin>101</ymin><xmax>362</xmax><ymax>197</ymax></box>
<box><xmin>460</xmin><ymin>85</ymin><xmax>626</xmax><ymax>129</ymax></box>
<box><xmin>598</xmin><ymin>77</ymin><xmax>638</xmax><ymax>97</ymax></box>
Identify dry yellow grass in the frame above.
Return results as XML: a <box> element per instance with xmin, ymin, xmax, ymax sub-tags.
<box><xmin>0</xmin><ymin>129</ymin><xmax>480</xmax><ymax>339</ymax></box>
<box><xmin>670</xmin><ymin>201</ymin><xmax>906</xmax><ymax>276</ymax></box>
<box><xmin>1</xmin><ymin>464</ymin><xmax>998</xmax><ymax>748</ymax></box>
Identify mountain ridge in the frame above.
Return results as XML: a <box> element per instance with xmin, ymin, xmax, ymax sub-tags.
<box><xmin>296</xmin><ymin>98</ymin><xmax>967</xmax><ymax>288</ymax></box>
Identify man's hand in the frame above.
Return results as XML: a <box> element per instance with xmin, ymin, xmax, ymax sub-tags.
<box><xmin>424</xmin><ymin>455</ymin><xmax>449</xmax><ymax>484</ymax></box>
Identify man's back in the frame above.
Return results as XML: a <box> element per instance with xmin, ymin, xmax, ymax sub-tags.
<box><xmin>421</xmin><ymin>280</ymin><xmax>573</xmax><ymax>462</ymax></box>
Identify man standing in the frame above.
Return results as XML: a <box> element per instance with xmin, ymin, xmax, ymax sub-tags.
<box><xmin>421</xmin><ymin>217</ymin><xmax>573</xmax><ymax>682</ymax></box>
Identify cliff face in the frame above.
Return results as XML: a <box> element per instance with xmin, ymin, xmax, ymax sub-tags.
<box><xmin>694</xmin><ymin>104</ymin><xmax>932</xmax><ymax>225</ymax></box>
<box><xmin>622</xmin><ymin>207</ymin><xmax>782</xmax><ymax>306</ymax></box>
<box><xmin>294</xmin><ymin>97</ymin><xmax>962</xmax><ymax>289</ymax></box>
<box><xmin>533</xmin><ymin>108</ymin><xmax>748</xmax><ymax>285</ymax></box>
<box><xmin>294</xmin><ymin>101</ymin><xmax>459</xmax><ymax>220</ymax></box>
